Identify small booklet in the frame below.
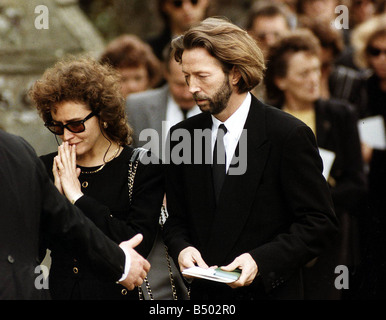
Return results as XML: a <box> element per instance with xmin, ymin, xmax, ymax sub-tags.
<box><xmin>182</xmin><ymin>266</ymin><xmax>241</xmax><ymax>283</ymax></box>
<box><xmin>319</xmin><ymin>148</ymin><xmax>336</xmax><ymax>180</ymax></box>
<box><xmin>358</xmin><ymin>115</ymin><xmax>386</xmax><ymax>150</ymax></box>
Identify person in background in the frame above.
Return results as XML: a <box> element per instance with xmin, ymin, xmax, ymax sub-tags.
<box><xmin>350</xmin><ymin>0</ymin><xmax>378</xmax><ymax>32</ymax></box>
<box><xmin>270</xmin><ymin>0</ymin><xmax>298</xmax><ymax>27</ymax></box>
<box><xmin>29</xmin><ymin>56</ymin><xmax>164</xmax><ymax>300</ymax></box>
<box><xmin>335</xmin><ymin>0</ymin><xmax>380</xmax><ymax>70</ymax></box>
<box><xmin>245</xmin><ymin>1</ymin><xmax>293</xmax><ymax>101</ymax></box>
<box><xmin>246</xmin><ymin>1</ymin><xmax>293</xmax><ymax>59</ymax></box>
<box><xmin>100</xmin><ymin>34</ymin><xmax>162</xmax><ymax>97</ymax></box>
<box><xmin>299</xmin><ymin>17</ymin><xmax>364</xmax><ymax>111</ymax></box>
<box><xmin>0</xmin><ymin>128</ymin><xmax>150</xmax><ymax>299</ymax></box>
<box><xmin>264</xmin><ymin>29</ymin><xmax>367</xmax><ymax>299</ymax></box>
<box><xmin>349</xmin><ymin>13</ymin><xmax>386</xmax><ymax>299</ymax></box>
<box><xmin>163</xmin><ymin>17</ymin><xmax>338</xmax><ymax>300</ymax></box>
<box><xmin>126</xmin><ymin>45</ymin><xmax>200</xmax><ymax>158</ymax></box>
<box><xmin>147</xmin><ymin>0</ymin><xmax>211</xmax><ymax>61</ymax></box>
<box><xmin>295</xmin><ymin>0</ymin><xmax>338</xmax><ymax>23</ymax></box>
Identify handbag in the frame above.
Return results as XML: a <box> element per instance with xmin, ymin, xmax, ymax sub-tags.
<box><xmin>128</xmin><ymin>147</ymin><xmax>178</xmax><ymax>300</ymax></box>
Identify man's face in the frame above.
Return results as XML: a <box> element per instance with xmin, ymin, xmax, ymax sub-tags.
<box><xmin>165</xmin><ymin>58</ymin><xmax>196</xmax><ymax>111</ymax></box>
<box><xmin>249</xmin><ymin>15</ymin><xmax>290</xmax><ymax>57</ymax></box>
<box><xmin>163</xmin><ymin>0</ymin><xmax>209</xmax><ymax>33</ymax></box>
<box><xmin>181</xmin><ymin>47</ymin><xmax>233</xmax><ymax>115</ymax></box>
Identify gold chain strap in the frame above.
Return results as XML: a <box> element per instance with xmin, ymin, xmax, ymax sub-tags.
<box><xmin>127</xmin><ymin>159</ymin><xmax>153</xmax><ymax>300</ymax></box>
<box><xmin>160</xmin><ymin>205</ymin><xmax>178</xmax><ymax>300</ymax></box>
<box><xmin>128</xmin><ymin>150</ymin><xmax>178</xmax><ymax>300</ymax></box>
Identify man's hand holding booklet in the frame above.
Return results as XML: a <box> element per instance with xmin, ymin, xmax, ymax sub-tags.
<box><xmin>178</xmin><ymin>247</ymin><xmax>258</xmax><ymax>287</ymax></box>
<box><xmin>182</xmin><ymin>266</ymin><xmax>241</xmax><ymax>283</ymax></box>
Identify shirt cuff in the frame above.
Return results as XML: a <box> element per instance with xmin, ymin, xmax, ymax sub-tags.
<box><xmin>70</xmin><ymin>194</ymin><xmax>84</xmax><ymax>205</ymax></box>
<box><xmin>117</xmin><ymin>244</ymin><xmax>131</xmax><ymax>282</ymax></box>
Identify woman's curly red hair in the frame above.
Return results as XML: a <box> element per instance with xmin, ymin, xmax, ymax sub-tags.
<box><xmin>29</xmin><ymin>55</ymin><xmax>133</xmax><ymax>145</ymax></box>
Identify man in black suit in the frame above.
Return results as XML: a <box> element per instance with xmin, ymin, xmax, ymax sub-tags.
<box><xmin>0</xmin><ymin>129</ymin><xmax>150</xmax><ymax>299</ymax></box>
<box><xmin>162</xmin><ymin>17</ymin><xmax>339</xmax><ymax>300</ymax></box>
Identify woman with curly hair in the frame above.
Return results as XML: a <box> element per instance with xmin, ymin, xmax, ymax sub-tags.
<box><xmin>100</xmin><ymin>34</ymin><xmax>163</xmax><ymax>97</ymax></box>
<box><xmin>29</xmin><ymin>56</ymin><xmax>164</xmax><ymax>300</ymax></box>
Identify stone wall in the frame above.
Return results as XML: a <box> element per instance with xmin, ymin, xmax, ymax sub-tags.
<box><xmin>0</xmin><ymin>0</ymin><xmax>251</xmax><ymax>155</ymax></box>
<box><xmin>0</xmin><ymin>0</ymin><xmax>105</xmax><ymax>155</ymax></box>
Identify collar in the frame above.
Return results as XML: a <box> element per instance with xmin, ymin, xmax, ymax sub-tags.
<box><xmin>166</xmin><ymin>93</ymin><xmax>200</xmax><ymax>124</ymax></box>
<box><xmin>211</xmin><ymin>92</ymin><xmax>251</xmax><ymax>142</ymax></box>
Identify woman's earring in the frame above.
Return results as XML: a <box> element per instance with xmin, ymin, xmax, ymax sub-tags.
<box><xmin>103</xmin><ymin>122</ymin><xmax>108</xmax><ymax>129</ymax></box>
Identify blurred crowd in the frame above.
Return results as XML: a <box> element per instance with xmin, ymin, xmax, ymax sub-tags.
<box><xmin>2</xmin><ymin>0</ymin><xmax>385</xmax><ymax>300</ymax></box>
<box><xmin>97</xmin><ymin>0</ymin><xmax>386</xmax><ymax>300</ymax></box>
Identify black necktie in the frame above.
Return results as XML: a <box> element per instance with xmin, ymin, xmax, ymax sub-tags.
<box><xmin>182</xmin><ymin>109</ymin><xmax>188</xmax><ymax>120</ymax></box>
<box><xmin>212</xmin><ymin>124</ymin><xmax>227</xmax><ymax>202</ymax></box>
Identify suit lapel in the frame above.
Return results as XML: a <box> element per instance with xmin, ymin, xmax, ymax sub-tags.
<box><xmin>204</xmin><ymin>97</ymin><xmax>271</xmax><ymax>265</ymax></box>
<box><xmin>184</xmin><ymin>113</ymin><xmax>217</xmax><ymax>247</ymax></box>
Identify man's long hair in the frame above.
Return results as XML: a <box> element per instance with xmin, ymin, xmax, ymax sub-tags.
<box><xmin>171</xmin><ymin>17</ymin><xmax>266</xmax><ymax>94</ymax></box>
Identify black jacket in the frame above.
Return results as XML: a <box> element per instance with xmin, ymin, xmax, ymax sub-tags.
<box><xmin>163</xmin><ymin>96</ymin><xmax>338</xmax><ymax>299</ymax></box>
<box><xmin>0</xmin><ymin>130</ymin><xmax>125</xmax><ymax>299</ymax></box>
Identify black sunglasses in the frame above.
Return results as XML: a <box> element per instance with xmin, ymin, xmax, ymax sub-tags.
<box><xmin>45</xmin><ymin>111</ymin><xmax>96</xmax><ymax>135</ymax></box>
<box><xmin>367</xmin><ymin>46</ymin><xmax>386</xmax><ymax>57</ymax></box>
<box><xmin>170</xmin><ymin>0</ymin><xmax>199</xmax><ymax>8</ymax></box>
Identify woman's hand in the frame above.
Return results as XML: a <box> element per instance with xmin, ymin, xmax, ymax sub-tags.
<box><xmin>52</xmin><ymin>156</ymin><xmax>63</xmax><ymax>194</ymax></box>
<box><xmin>361</xmin><ymin>142</ymin><xmax>373</xmax><ymax>164</ymax></box>
<box><xmin>54</xmin><ymin>142</ymin><xmax>83</xmax><ymax>203</ymax></box>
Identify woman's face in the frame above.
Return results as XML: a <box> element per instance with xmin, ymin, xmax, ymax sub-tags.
<box><xmin>119</xmin><ymin>65</ymin><xmax>150</xmax><ymax>97</ymax></box>
<box><xmin>368</xmin><ymin>34</ymin><xmax>386</xmax><ymax>80</ymax></box>
<box><xmin>50</xmin><ymin>101</ymin><xmax>104</xmax><ymax>157</ymax></box>
<box><xmin>275</xmin><ymin>51</ymin><xmax>321</xmax><ymax>106</ymax></box>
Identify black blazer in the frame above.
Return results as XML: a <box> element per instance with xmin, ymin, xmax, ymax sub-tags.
<box><xmin>0</xmin><ymin>130</ymin><xmax>125</xmax><ymax>299</ymax></box>
<box><xmin>163</xmin><ymin>95</ymin><xmax>338</xmax><ymax>299</ymax></box>
<box><xmin>276</xmin><ymin>99</ymin><xmax>367</xmax><ymax>215</ymax></box>
<box><xmin>313</xmin><ymin>99</ymin><xmax>367</xmax><ymax>213</ymax></box>
<box><xmin>39</xmin><ymin>146</ymin><xmax>163</xmax><ymax>300</ymax></box>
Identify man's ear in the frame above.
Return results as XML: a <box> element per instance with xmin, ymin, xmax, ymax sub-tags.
<box><xmin>230</xmin><ymin>67</ymin><xmax>242</xmax><ymax>86</ymax></box>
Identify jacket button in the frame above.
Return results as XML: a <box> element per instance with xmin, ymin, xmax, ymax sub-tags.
<box><xmin>73</xmin><ymin>267</ymin><xmax>79</xmax><ymax>274</ymax></box>
<box><xmin>8</xmin><ymin>255</ymin><xmax>15</xmax><ymax>264</ymax></box>
<box><xmin>121</xmin><ymin>289</ymin><xmax>127</xmax><ymax>295</ymax></box>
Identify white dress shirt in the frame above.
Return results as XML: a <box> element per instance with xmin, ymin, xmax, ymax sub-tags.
<box><xmin>211</xmin><ymin>92</ymin><xmax>251</xmax><ymax>172</ymax></box>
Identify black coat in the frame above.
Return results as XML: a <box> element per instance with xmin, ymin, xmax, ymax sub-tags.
<box><xmin>0</xmin><ymin>130</ymin><xmax>125</xmax><ymax>299</ymax></box>
<box><xmin>163</xmin><ymin>95</ymin><xmax>338</xmax><ymax>299</ymax></box>
<box><xmin>39</xmin><ymin>146</ymin><xmax>164</xmax><ymax>300</ymax></box>
<box><xmin>277</xmin><ymin>99</ymin><xmax>367</xmax><ymax>299</ymax></box>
